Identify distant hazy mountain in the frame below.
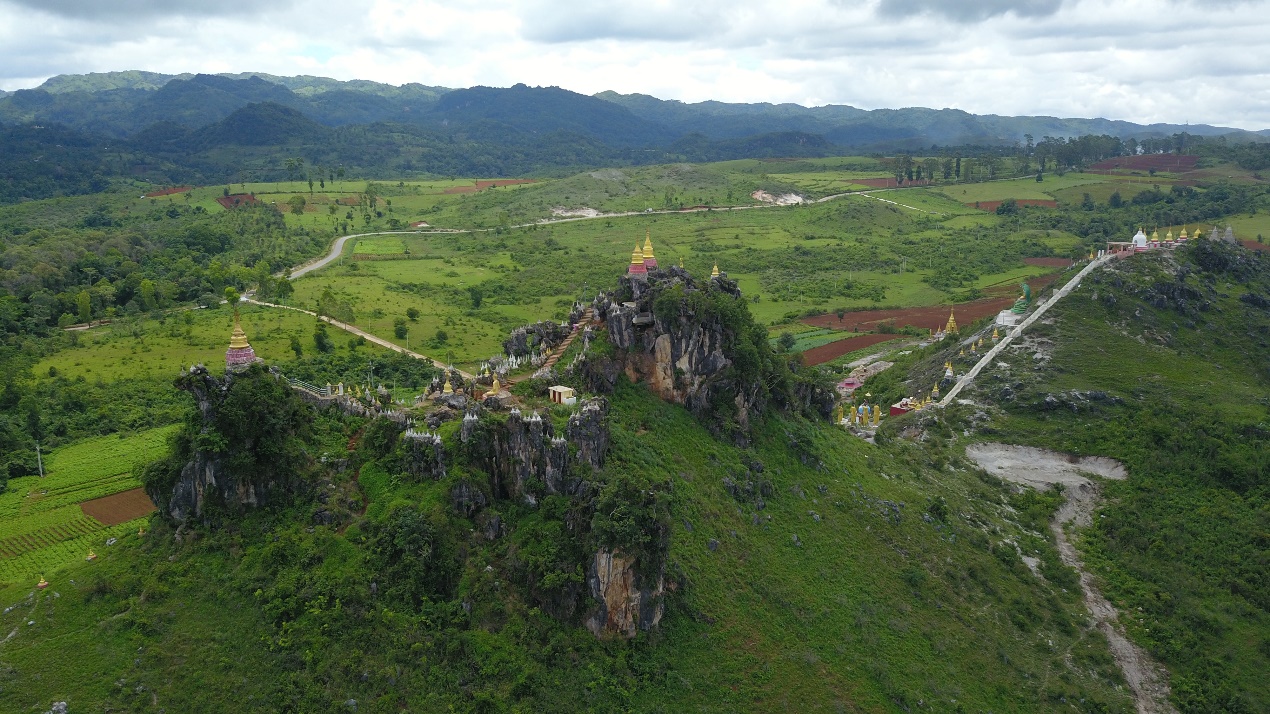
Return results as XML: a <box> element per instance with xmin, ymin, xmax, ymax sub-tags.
<box><xmin>4</xmin><ymin>71</ymin><xmax>1261</xmax><ymax>150</ymax></box>
<box><xmin>595</xmin><ymin>91</ymin><xmax>1245</xmax><ymax>147</ymax></box>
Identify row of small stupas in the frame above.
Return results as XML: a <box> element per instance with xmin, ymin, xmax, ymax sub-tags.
<box><xmin>627</xmin><ymin>230</ymin><xmax>720</xmax><ymax>279</ymax></box>
<box><xmin>1110</xmin><ymin>225</ymin><xmax>1236</xmax><ymax>256</ymax></box>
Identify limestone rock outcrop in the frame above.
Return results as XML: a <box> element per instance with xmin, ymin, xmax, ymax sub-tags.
<box><xmin>579</xmin><ymin>267</ymin><xmax>834</xmax><ymax>443</ymax></box>
<box><xmin>585</xmin><ymin>549</ymin><xmax>664</xmax><ymax>638</ymax></box>
<box><xmin>146</xmin><ymin>365</ymin><xmax>308</xmax><ymax>524</ymax></box>
<box><xmin>460</xmin><ymin>398</ymin><xmax>610</xmax><ymax>504</ymax></box>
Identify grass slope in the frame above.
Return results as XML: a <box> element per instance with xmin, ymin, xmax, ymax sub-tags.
<box><xmin>2</xmin><ymin>380</ymin><xmax>1136</xmax><ymax>712</ymax></box>
<box><xmin>953</xmin><ymin>242</ymin><xmax>1270</xmax><ymax>712</ymax></box>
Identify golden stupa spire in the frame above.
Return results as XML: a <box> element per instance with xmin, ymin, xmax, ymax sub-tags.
<box><xmin>1180</xmin><ymin>226</ymin><xmax>1188</xmax><ymax>239</ymax></box>
<box><xmin>229</xmin><ymin>310</ymin><xmax>250</xmax><ymax>349</ymax></box>
<box><xmin>643</xmin><ymin>229</ymin><xmax>654</xmax><ymax>260</ymax></box>
<box><xmin>442</xmin><ymin>375</ymin><xmax>453</xmax><ymax>395</ymax></box>
<box><xmin>630</xmin><ymin>243</ymin><xmax>645</xmax><ymax>265</ymax></box>
<box><xmin>710</xmin><ymin>264</ymin><xmax>720</xmax><ymax>278</ymax></box>
<box><xmin>945</xmin><ymin>309</ymin><xmax>957</xmax><ymax>333</ymax></box>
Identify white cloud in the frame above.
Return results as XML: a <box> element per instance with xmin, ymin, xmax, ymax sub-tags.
<box><xmin>0</xmin><ymin>0</ymin><xmax>1267</xmax><ymax>129</ymax></box>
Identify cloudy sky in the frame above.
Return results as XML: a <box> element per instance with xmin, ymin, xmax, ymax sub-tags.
<box><xmin>1</xmin><ymin>0</ymin><xmax>1268</xmax><ymax>129</ymax></box>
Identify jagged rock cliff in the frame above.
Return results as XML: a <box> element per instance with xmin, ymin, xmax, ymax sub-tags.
<box><xmin>576</xmin><ymin>266</ymin><xmax>833</xmax><ymax>443</ymax></box>
<box><xmin>145</xmin><ymin>364</ymin><xmax>311</xmax><ymax>524</ymax></box>
<box><xmin>586</xmin><ymin>549</ymin><xmax>665</xmax><ymax>638</ymax></box>
<box><xmin>460</xmin><ymin>398</ymin><xmax>610</xmax><ymax>504</ymax></box>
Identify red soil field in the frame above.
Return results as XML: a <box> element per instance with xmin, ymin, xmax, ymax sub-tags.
<box><xmin>1023</xmin><ymin>257</ymin><xmax>1074</xmax><ymax>268</ymax></box>
<box><xmin>143</xmin><ymin>186</ymin><xmax>194</xmax><ymax>198</ymax></box>
<box><xmin>969</xmin><ymin>199</ymin><xmax>1058</xmax><ymax>212</ymax></box>
<box><xmin>853</xmin><ymin>177</ymin><xmax>931</xmax><ymax>188</ymax></box>
<box><xmin>442</xmin><ymin>179</ymin><xmax>537</xmax><ymax>194</ymax></box>
<box><xmin>802</xmin><ymin>273</ymin><xmax>1062</xmax><ymax>335</ymax></box>
<box><xmin>1243</xmin><ymin>240</ymin><xmax>1268</xmax><ymax>251</ymax></box>
<box><xmin>80</xmin><ymin>487</ymin><xmax>156</xmax><ymax>526</ymax></box>
<box><xmin>1088</xmin><ymin>155</ymin><xmax>1199</xmax><ymax>172</ymax></box>
<box><xmin>802</xmin><ymin>333</ymin><xmax>904</xmax><ymax>366</ymax></box>
<box><xmin>216</xmin><ymin>194</ymin><xmax>262</xmax><ymax>210</ymax></box>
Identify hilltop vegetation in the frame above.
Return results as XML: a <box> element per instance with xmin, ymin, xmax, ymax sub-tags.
<box><xmin>867</xmin><ymin>240</ymin><xmax>1270</xmax><ymax>712</ymax></box>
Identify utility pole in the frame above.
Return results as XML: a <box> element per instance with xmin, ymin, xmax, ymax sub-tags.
<box><xmin>36</xmin><ymin>442</ymin><xmax>43</xmax><ymax>478</ymax></box>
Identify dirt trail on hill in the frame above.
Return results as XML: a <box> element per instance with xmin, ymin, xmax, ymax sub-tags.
<box><xmin>966</xmin><ymin>443</ymin><xmax>1177</xmax><ymax>714</ymax></box>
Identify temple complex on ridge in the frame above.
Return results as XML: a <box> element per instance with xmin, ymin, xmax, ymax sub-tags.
<box><xmin>225</xmin><ymin>310</ymin><xmax>262</xmax><ymax>371</ymax></box>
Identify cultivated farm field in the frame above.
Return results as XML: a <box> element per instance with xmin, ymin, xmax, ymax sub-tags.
<box><xmin>0</xmin><ymin>426</ymin><xmax>174</xmax><ymax>584</ymax></box>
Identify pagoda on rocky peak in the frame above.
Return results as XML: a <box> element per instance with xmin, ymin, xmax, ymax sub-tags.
<box><xmin>642</xmin><ymin>229</ymin><xmax>658</xmax><ymax>270</ymax></box>
<box><xmin>710</xmin><ymin>264</ymin><xmax>720</xmax><ymax>278</ymax></box>
<box><xmin>945</xmin><ymin>309</ymin><xmax>958</xmax><ymax>334</ymax></box>
<box><xmin>225</xmin><ymin>310</ymin><xmax>261</xmax><ymax>371</ymax></box>
<box><xmin>627</xmin><ymin>243</ymin><xmax>648</xmax><ymax>279</ymax></box>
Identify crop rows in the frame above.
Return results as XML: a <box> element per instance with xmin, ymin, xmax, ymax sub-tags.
<box><xmin>0</xmin><ymin>514</ymin><xmax>102</xmax><ymax>559</ymax></box>
<box><xmin>0</xmin><ymin>520</ymin><xmax>144</xmax><ymax>584</ymax></box>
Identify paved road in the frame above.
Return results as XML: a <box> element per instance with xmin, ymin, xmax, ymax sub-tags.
<box><xmin>244</xmin><ymin>298</ymin><xmax>474</xmax><ymax>380</ymax></box>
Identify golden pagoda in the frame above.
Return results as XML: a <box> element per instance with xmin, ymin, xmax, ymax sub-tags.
<box><xmin>1151</xmin><ymin>229</ymin><xmax>1160</xmax><ymax>243</ymax></box>
<box><xmin>945</xmin><ymin>309</ymin><xmax>957</xmax><ymax>333</ymax></box>
<box><xmin>627</xmin><ymin>243</ymin><xmax>648</xmax><ymax>279</ymax></box>
<box><xmin>225</xmin><ymin>310</ymin><xmax>260</xmax><ymax>369</ymax></box>
<box><xmin>37</xmin><ymin>576</ymin><xmax>48</xmax><ymax>589</ymax></box>
<box><xmin>992</xmin><ymin>327</ymin><xmax>1000</xmax><ymax>341</ymax></box>
<box><xmin>86</xmin><ymin>550</ymin><xmax>97</xmax><ymax>561</ymax></box>
<box><xmin>710</xmin><ymin>264</ymin><xmax>720</xmax><ymax>278</ymax></box>
<box><xmin>1180</xmin><ymin>227</ymin><xmax>1188</xmax><ymax>240</ymax></box>
<box><xmin>442</xmin><ymin>375</ymin><xmax>453</xmax><ymax>395</ymax></box>
<box><xmin>642</xmin><ymin>229</ymin><xmax>658</xmax><ymax>270</ymax></box>
<box><xmin>931</xmin><ymin>383</ymin><xmax>940</xmax><ymax>398</ymax></box>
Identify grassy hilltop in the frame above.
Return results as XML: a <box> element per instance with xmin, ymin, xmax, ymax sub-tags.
<box><xmin>1</xmin><ymin>142</ymin><xmax>1267</xmax><ymax>712</ymax></box>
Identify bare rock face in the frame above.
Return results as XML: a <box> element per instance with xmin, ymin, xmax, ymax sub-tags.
<box><xmin>585</xmin><ymin>549</ymin><xmax>664</xmax><ymax>638</ymax></box>
<box><xmin>461</xmin><ymin>400</ymin><xmax>610</xmax><ymax>504</ymax></box>
<box><xmin>504</xmin><ymin>320</ymin><xmax>570</xmax><ymax>358</ymax></box>
<box><xmin>401</xmin><ymin>431</ymin><xmax>446</xmax><ymax>481</ymax></box>
<box><xmin>565</xmin><ymin>397</ymin><xmax>610</xmax><ymax>472</ymax></box>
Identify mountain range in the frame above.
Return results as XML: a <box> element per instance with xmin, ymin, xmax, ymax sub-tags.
<box><xmin>5</xmin><ymin>70</ymin><xmax>1267</xmax><ymax>147</ymax></box>
<box><xmin>3</xmin><ymin>71</ymin><xmax>1269</xmax><ymax>204</ymax></box>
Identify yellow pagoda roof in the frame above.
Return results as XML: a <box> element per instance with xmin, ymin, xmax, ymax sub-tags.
<box><xmin>630</xmin><ymin>243</ymin><xmax>645</xmax><ymax>265</ymax></box>
<box><xmin>711</xmin><ymin>264</ymin><xmax>720</xmax><ymax>278</ymax></box>
<box><xmin>643</xmin><ymin>229</ymin><xmax>655</xmax><ymax>260</ymax></box>
<box><xmin>1166</xmin><ymin>229</ymin><xmax>1173</xmax><ymax>241</ymax></box>
<box><xmin>229</xmin><ymin>311</ymin><xmax>250</xmax><ymax>349</ymax></box>
<box><xmin>1180</xmin><ymin>227</ymin><xmax>1188</xmax><ymax>239</ymax></box>
<box><xmin>945</xmin><ymin>309</ymin><xmax>957</xmax><ymax>332</ymax></box>
<box><xmin>1151</xmin><ymin>229</ymin><xmax>1159</xmax><ymax>241</ymax></box>
<box><xmin>442</xmin><ymin>375</ymin><xmax>453</xmax><ymax>394</ymax></box>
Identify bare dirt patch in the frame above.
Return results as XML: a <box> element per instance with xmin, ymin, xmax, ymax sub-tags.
<box><xmin>966</xmin><ymin>443</ymin><xmax>1176</xmax><ymax>714</ymax></box>
<box><xmin>442</xmin><ymin>179</ymin><xmax>536</xmax><ymax>194</ymax></box>
<box><xmin>143</xmin><ymin>186</ymin><xmax>194</xmax><ymax>198</ymax></box>
<box><xmin>216</xmin><ymin>194</ymin><xmax>262</xmax><ymax>210</ymax></box>
<box><xmin>1023</xmin><ymin>257</ymin><xmax>1074</xmax><ymax>268</ymax></box>
<box><xmin>801</xmin><ymin>334</ymin><xmax>902</xmax><ymax>366</ymax></box>
<box><xmin>1088</xmin><ymin>155</ymin><xmax>1199</xmax><ymax>173</ymax></box>
<box><xmin>802</xmin><ymin>274</ymin><xmax>1063</xmax><ymax>334</ymax></box>
<box><xmin>968</xmin><ymin>199</ymin><xmax>1058</xmax><ymax>212</ymax></box>
<box><xmin>80</xmin><ymin>487</ymin><xmax>156</xmax><ymax>526</ymax></box>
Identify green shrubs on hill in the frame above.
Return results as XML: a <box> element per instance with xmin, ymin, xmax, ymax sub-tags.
<box><xmin>978</xmin><ymin>241</ymin><xmax>1270</xmax><ymax>712</ymax></box>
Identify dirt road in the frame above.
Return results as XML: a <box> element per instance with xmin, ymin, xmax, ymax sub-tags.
<box><xmin>966</xmin><ymin>443</ymin><xmax>1177</xmax><ymax>714</ymax></box>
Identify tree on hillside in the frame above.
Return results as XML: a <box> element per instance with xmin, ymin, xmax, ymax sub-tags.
<box><xmin>288</xmin><ymin>196</ymin><xmax>307</xmax><ymax>215</ymax></box>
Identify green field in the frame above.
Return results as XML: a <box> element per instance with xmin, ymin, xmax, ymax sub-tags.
<box><xmin>0</xmin><ymin>426</ymin><xmax>175</xmax><ymax>584</ymax></box>
<box><xmin>352</xmin><ymin>236</ymin><xmax>407</xmax><ymax>255</ymax></box>
<box><xmin>935</xmin><ymin>172</ymin><xmax>1115</xmax><ymax>204</ymax></box>
<box><xmin>37</xmin><ymin>304</ymin><xmax>350</xmax><ymax>381</ymax></box>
